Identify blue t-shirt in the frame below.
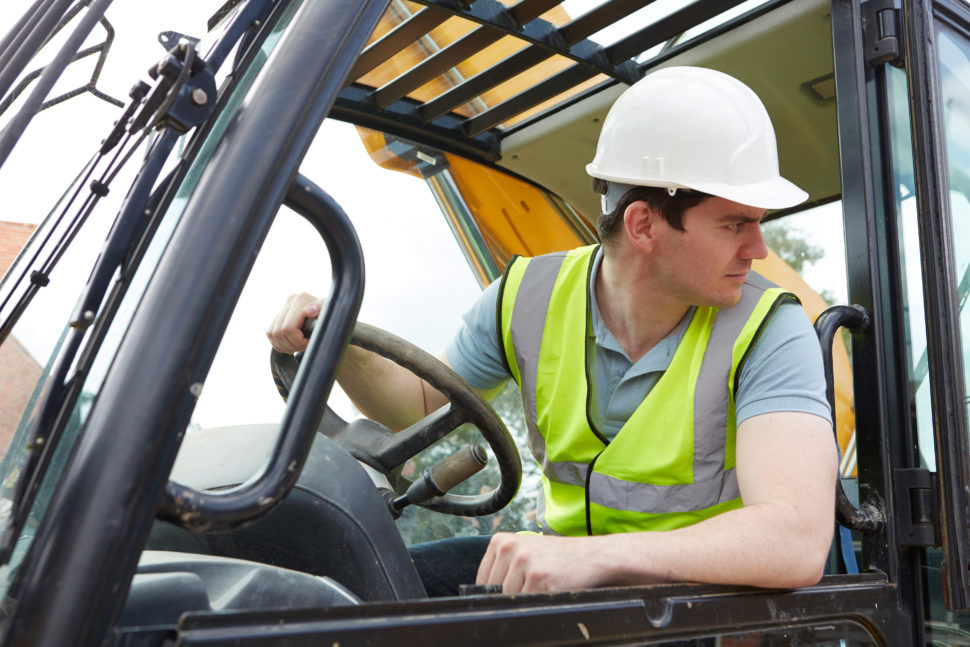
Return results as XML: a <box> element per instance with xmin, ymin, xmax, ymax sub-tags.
<box><xmin>446</xmin><ymin>248</ymin><xmax>831</xmax><ymax>440</ymax></box>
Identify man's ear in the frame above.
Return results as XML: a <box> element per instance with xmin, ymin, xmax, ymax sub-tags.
<box><xmin>623</xmin><ymin>201</ymin><xmax>658</xmax><ymax>252</ymax></box>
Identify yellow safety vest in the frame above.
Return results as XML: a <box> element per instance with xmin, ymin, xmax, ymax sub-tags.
<box><xmin>497</xmin><ymin>245</ymin><xmax>798</xmax><ymax>536</ymax></box>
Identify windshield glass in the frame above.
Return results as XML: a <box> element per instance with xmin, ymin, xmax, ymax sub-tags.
<box><xmin>173</xmin><ymin>117</ymin><xmax>538</xmax><ymax>543</ymax></box>
<box><xmin>0</xmin><ymin>0</ymin><xmax>857</xmax><ymax>621</ymax></box>
<box><xmin>0</xmin><ymin>0</ymin><xmax>295</xmax><ymax>596</ymax></box>
<box><xmin>0</xmin><ymin>0</ymin><xmax>537</xmax><ymax>590</ymax></box>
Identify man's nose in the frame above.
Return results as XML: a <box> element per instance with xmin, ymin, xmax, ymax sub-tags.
<box><xmin>740</xmin><ymin>226</ymin><xmax>769</xmax><ymax>260</ymax></box>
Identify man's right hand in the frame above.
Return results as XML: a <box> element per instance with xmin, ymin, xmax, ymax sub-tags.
<box><xmin>266</xmin><ymin>292</ymin><xmax>323</xmax><ymax>354</ymax></box>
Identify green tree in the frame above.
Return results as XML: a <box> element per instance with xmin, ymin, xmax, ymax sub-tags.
<box><xmin>395</xmin><ymin>381</ymin><xmax>541</xmax><ymax>544</ymax></box>
<box><xmin>762</xmin><ymin>221</ymin><xmax>824</xmax><ymax>273</ymax></box>
<box><xmin>762</xmin><ymin>220</ymin><xmax>837</xmax><ymax>304</ymax></box>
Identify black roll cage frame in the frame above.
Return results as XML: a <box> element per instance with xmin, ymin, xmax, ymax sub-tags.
<box><xmin>0</xmin><ymin>0</ymin><xmax>968</xmax><ymax>645</ymax></box>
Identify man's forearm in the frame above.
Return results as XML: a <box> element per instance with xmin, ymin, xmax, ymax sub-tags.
<box><xmin>603</xmin><ymin>500</ymin><xmax>830</xmax><ymax>588</ymax></box>
<box><xmin>336</xmin><ymin>345</ymin><xmax>445</xmax><ymax>431</ymax></box>
<box><xmin>478</xmin><ymin>499</ymin><xmax>831</xmax><ymax>593</ymax></box>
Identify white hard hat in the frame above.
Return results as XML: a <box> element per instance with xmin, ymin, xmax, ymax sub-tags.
<box><xmin>586</xmin><ymin>66</ymin><xmax>807</xmax><ymax>210</ymax></box>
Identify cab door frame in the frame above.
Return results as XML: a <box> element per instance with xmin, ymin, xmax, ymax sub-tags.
<box><xmin>901</xmin><ymin>0</ymin><xmax>970</xmax><ymax>610</ymax></box>
<box><xmin>830</xmin><ymin>0</ymin><xmax>930</xmax><ymax>640</ymax></box>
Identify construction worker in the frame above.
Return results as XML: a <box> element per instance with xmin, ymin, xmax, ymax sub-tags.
<box><xmin>268</xmin><ymin>66</ymin><xmax>837</xmax><ymax>597</ymax></box>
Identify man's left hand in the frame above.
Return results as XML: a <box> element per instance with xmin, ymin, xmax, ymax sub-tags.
<box><xmin>476</xmin><ymin>533</ymin><xmax>611</xmax><ymax>593</ymax></box>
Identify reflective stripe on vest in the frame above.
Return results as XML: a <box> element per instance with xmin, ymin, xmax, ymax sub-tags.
<box><xmin>497</xmin><ymin>244</ymin><xmax>798</xmax><ymax>536</ymax></box>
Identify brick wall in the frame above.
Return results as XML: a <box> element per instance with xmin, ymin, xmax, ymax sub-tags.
<box><xmin>0</xmin><ymin>221</ymin><xmax>35</xmax><ymax>278</ymax></box>
<box><xmin>0</xmin><ymin>336</ymin><xmax>43</xmax><ymax>450</ymax></box>
<box><xmin>0</xmin><ymin>221</ymin><xmax>41</xmax><ymax>454</ymax></box>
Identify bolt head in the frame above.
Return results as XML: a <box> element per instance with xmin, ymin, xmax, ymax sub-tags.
<box><xmin>190</xmin><ymin>88</ymin><xmax>208</xmax><ymax>106</ymax></box>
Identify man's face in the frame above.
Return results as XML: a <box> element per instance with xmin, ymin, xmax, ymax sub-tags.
<box><xmin>651</xmin><ymin>196</ymin><xmax>769</xmax><ymax>308</ymax></box>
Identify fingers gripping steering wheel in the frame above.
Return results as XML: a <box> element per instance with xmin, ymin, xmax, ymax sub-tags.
<box><xmin>270</xmin><ymin>322</ymin><xmax>521</xmax><ymax>516</ymax></box>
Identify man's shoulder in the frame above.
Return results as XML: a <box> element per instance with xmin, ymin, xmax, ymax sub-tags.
<box><xmin>736</xmin><ymin>300</ymin><xmax>830</xmax><ymax>423</ymax></box>
<box><xmin>767</xmin><ymin>299</ymin><xmax>815</xmax><ymax>330</ymax></box>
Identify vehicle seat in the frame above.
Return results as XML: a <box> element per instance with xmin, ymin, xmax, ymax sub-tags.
<box><xmin>123</xmin><ymin>550</ymin><xmax>360</xmax><ymax>628</ymax></box>
<box><xmin>147</xmin><ymin>432</ymin><xmax>427</xmax><ymax>602</ymax></box>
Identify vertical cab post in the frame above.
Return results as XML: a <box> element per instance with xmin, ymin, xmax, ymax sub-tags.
<box><xmin>831</xmin><ymin>0</ymin><xmax>922</xmax><ymax>617</ymax></box>
<box><xmin>900</xmin><ymin>0</ymin><xmax>970</xmax><ymax>610</ymax></box>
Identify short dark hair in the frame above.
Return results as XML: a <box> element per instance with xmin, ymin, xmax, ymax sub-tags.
<box><xmin>592</xmin><ymin>178</ymin><xmax>711</xmax><ymax>244</ymax></box>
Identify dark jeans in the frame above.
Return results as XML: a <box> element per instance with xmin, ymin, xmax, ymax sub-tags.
<box><xmin>408</xmin><ymin>535</ymin><xmax>492</xmax><ymax>597</ymax></box>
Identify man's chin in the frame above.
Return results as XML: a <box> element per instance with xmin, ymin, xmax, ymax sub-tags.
<box><xmin>708</xmin><ymin>289</ymin><xmax>744</xmax><ymax>309</ymax></box>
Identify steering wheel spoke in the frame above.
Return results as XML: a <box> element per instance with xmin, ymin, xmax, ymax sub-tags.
<box><xmin>372</xmin><ymin>404</ymin><xmax>467</xmax><ymax>470</ymax></box>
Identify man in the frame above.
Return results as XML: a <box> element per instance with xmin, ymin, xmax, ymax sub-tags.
<box><xmin>268</xmin><ymin>66</ymin><xmax>837</xmax><ymax>597</ymax></box>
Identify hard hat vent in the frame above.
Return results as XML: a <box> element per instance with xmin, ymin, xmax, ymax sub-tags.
<box><xmin>641</xmin><ymin>157</ymin><xmax>662</xmax><ymax>177</ymax></box>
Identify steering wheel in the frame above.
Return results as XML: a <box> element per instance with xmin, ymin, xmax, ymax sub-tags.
<box><xmin>270</xmin><ymin>322</ymin><xmax>521</xmax><ymax>517</ymax></box>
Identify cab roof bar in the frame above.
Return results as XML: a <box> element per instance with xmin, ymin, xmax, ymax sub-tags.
<box><xmin>371</xmin><ymin>25</ymin><xmax>498</xmax><ymax>109</ymax></box>
<box><xmin>334</xmin><ymin>0</ymin><xmax>638</xmax><ymax>155</ymax></box>
<box><xmin>418</xmin><ymin>0</ymin><xmax>656</xmax><ymax>122</ymax></box>
<box><xmin>632</xmin><ymin>0</ymin><xmax>793</xmax><ymax>75</ymax></box>
<box><xmin>462</xmin><ymin>62</ymin><xmax>597</xmax><ymax>136</ymax></box>
<box><xmin>462</xmin><ymin>0</ymin><xmax>748</xmax><ymax>136</ymax></box>
<box><xmin>349</xmin><ymin>5</ymin><xmax>450</xmax><ymax>80</ymax></box>
<box><xmin>417</xmin><ymin>45</ymin><xmax>555</xmax><ymax>122</ymax></box>
<box><xmin>559</xmin><ymin>0</ymin><xmax>657</xmax><ymax>44</ymax></box>
<box><xmin>509</xmin><ymin>0</ymin><xmax>562</xmax><ymax>24</ymax></box>
<box><xmin>369</xmin><ymin>0</ymin><xmax>563</xmax><ymax>109</ymax></box>
<box><xmin>604</xmin><ymin>0</ymin><xmax>745</xmax><ymax>63</ymax></box>
<box><xmin>336</xmin><ymin>0</ymin><xmax>761</xmax><ymax>157</ymax></box>
<box><xmin>331</xmin><ymin>84</ymin><xmax>501</xmax><ymax>161</ymax></box>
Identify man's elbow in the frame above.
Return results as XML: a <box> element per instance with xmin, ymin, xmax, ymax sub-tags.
<box><xmin>786</xmin><ymin>550</ymin><xmax>827</xmax><ymax>588</ymax></box>
<box><xmin>773</xmin><ymin>529</ymin><xmax>831</xmax><ymax>588</ymax></box>
<box><xmin>751</xmin><ymin>505</ymin><xmax>833</xmax><ymax>588</ymax></box>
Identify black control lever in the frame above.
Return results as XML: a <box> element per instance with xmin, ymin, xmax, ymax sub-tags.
<box><xmin>390</xmin><ymin>444</ymin><xmax>488</xmax><ymax>513</ymax></box>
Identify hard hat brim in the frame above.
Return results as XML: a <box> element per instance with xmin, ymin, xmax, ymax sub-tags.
<box><xmin>586</xmin><ymin>165</ymin><xmax>809</xmax><ymax>211</ymax></box>
<box><xmin>687</xmin><ymin>176</ymin><xmax>809</xmax><ymax>210</ymax></box>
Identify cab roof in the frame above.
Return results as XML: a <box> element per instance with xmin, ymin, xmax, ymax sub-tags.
<box><xmin>332</xmin><ymin>0</ymin><xmax>838</xmax><ymax>220</ymax></box>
